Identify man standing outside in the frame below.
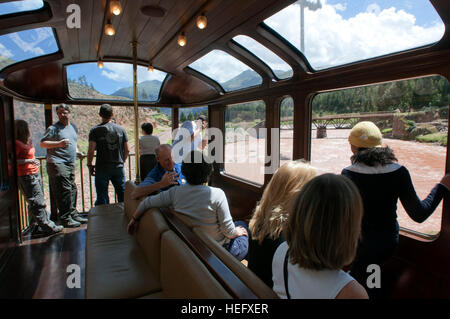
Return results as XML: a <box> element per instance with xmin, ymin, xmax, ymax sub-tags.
<box><xmin>87</xmin><ymin>104</ymin><xmax>129</xmax><ymax>206</ymax></box>
<box><xmin>40</xmin><ymin>104</ymin><xmax>87</xmax><ymax>228</ymax></box>
<box><xmin>130</xmin><ymin>144</ymin><xmax>185</xmax><ymax>199</ymax></box>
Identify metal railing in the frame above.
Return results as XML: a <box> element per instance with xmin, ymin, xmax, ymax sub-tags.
<box><xmin>18</xmin><ymin>153</ymin><xmax>137</xmax><ymax>233</ymax></box>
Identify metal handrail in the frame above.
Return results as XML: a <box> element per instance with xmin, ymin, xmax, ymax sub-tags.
<box><xmin>18</xmin><ymin>153</ymin><xmax>137</xmax><ymax>233</ymax></box>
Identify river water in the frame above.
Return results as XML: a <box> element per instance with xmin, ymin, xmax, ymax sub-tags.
<box><xmin>224</xmin><ymin>128</ymin><xmax>446</xmax><ymax>236</ymax></box>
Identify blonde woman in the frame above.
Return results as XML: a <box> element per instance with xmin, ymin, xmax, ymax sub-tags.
<box><xmin>272</xmin><ymin>173</ymin><xmax>368</xmax><ymax>299</ymax></box>
<box><xmin>247</xmin><ymin>160</ymin><xmax>316</xmax><ymax>287</ymax></box>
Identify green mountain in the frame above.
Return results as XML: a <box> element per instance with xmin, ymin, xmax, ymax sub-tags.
<box><xmin>0</xmin><ymin>55</ymin><xmax>15</xmax><ymax>69</ymax></box>
<box><xmin>222</xmin><ymin>69</ymin><xmax>262</xmax><ymax>91</ymax></box>
<box><xmin>111</xmin><ymin>80</ymin><xmax>162</xmax><ymax>101</ymax></box>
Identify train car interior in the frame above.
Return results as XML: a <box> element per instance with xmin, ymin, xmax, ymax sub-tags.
<box><xmin>0</xmin><ymin>0</ymin><xmax>449</xmax><ymax>300</ymax></box>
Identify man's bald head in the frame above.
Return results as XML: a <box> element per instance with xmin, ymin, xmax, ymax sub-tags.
<box><xmin>155</xmin><ymin>144</ymin><xmax>175</xmax><ymax>171</ymax></box>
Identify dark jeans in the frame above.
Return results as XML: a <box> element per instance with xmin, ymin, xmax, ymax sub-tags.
<box><xmin>47</xmin><ymin>162</ymin><xmax>77</xmax><ymax>220</ymax></box>
<box><xmin>223</xmin><ymin>221</ymin><xmax>249</xmax><ymax>261</ymax></box>
<box><xmin>140</xmin><ymin>154</ymin><xmax>157</xmax><ymax>180</ymax></box>
<box><xmin>350</xmin><ymin>230</ymin><xmax>399</xmax><ymax>299</ymax></box>
<box><xmin>18</xmin><ymin>173</ymin><xmax>54</xmax><ymax>230</ymax></box>
<box><xmin>94</xmin><ymin>166</ymin><xmax>125</xmax><ymax>206</ymax></box>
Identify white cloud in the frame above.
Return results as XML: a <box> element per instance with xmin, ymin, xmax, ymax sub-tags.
<box><xmin>265</xmin><ymin>1</ymin><xmax>444</xmax><ymax>69</ymax></box>
<box><xmin>366</xmin><ymin>3</ymin><xmax>381</xmax><ymax>15</ymax></box>
<box><xmin>99</xmin><ymin>63</ymin><xmax>167</xmax><ymax>84</ymax></box>
<box><xmin>333</xmin><ymin>3</ymin><xmax>346</xmax><ymax>12</ymax></box>
<box><xmin>101</xmin><ymin>63</ymin><xmax>132</xmax><ymax>83</ymax></box>
<box><xmin>13</xmin><ymin>0</ymin><xmax>43</xmax><ymax>11</ymax></box>
<box><xmin>138</xmin><ymin>66</ymin><xmax>166</xmax><ymax>82</ymax></box>
<box><xmin>8</xmin><ymin>28</ymin><xmax>53</xmax><ymax>56</ymax></box>
<box><xmin>0</xmin><ymin>43</ymin><xmax>13</xmax><ymax>58</ymax></box>
<box><xmin>190</xmin><ymin>49</ymin><xmax>253</xmax><ymax>83</ymax></box>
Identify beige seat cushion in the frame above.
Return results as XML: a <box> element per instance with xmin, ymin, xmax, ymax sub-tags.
<box><xmin>160</xmin><ymin>231</ymin><xmax>232</xmax><ymax>299</ymax></box>
<box><xmin>86</xmin><ymin>210</ymin><xmax>161</xmax><ymax>298</ymax></box>
<box><xmin>124</xmin><ymin>181</ymin><xmax>142</xmax><ymax>220</ymax></box>
<box><xmin>193</xmin><ymin>226</ymin><xmax>279</xmax><ymax>299</ymax></box>
<box><xmin>135</xmin><ymin>208</ymin><xmax>169</xmax><ymax>275</ymax></box>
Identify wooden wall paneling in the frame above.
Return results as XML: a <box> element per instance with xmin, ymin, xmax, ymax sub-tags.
<box><xmin>0</xmin><ymin>95</ymin><xmax>19</xmax><ymax>257</ymax></box>
<box><xmin>292</xmin><ymin>91</ymin><xmax>310</xmax><ymax>161</ymax></box>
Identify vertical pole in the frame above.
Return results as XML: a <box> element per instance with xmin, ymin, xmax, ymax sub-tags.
<box><xmin>44</xmin><ymin>103</ymin><xmax>58</xmax><ymax>222</ymax></box>
<box><xmin>132</xmin><ymin>41</ymin><xmax>141</xmax><ymax>183</ymax></box>
<box><xmin>300</xmin><ymin>2</ymin><xmax>305</xmax><ymax>53</ymax></box>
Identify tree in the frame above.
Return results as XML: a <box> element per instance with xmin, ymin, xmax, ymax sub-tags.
<box><xmin>180</xmin><ymin>112</ymin><xmax>187</xmax><ymax>122</ymax></box>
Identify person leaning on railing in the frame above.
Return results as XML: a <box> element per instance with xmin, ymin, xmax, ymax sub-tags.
<box><xmin>342</xmin><ymin>121</ymin><xmax>450</xmax><ymax>299</ymax></box>
<box><xmin>40</xmin><ymin>104</ymin><xmax>87</xmax><ymax>228</ymax></box>
<box><xmin>15</xmin><ymin>119</ymin><xmax>63</xmax><ymax>236</ymax></box>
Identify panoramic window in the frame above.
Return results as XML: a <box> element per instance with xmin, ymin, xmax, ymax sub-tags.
<box><xmin>179</xmin><ymin>106</ymin><xmax>207</xmax><ymax>122</ymax></box>
<box><xmin>310</xmin><ymin>75</ymin><xmax>449</xmax><ymax>237</ymax></box>
<box><xmin>224</xmin><ymin>100</ymin><xmax>266</xmax><ymax>185</ymax></box>
<box><xmin>67</xmin><ymin>62</ymin><xmax>167</xmax><ymax>102</ymax></box>
<box><xmin>189</xmin><ymin>49</ymin><xmax>262</xmax><ymax>92</ymax></box>
<box><xmin>264</xmin><ymin>0</ymin><xmax>445</xmax><ymax>70</ymax></box>
<box><xmin>233</xmin><ymin>35</ymin><xmax>293</xmax><ymax>80</ymax></box>
<box><xmin>0</xmin><ymin>27</ymin><xmax>58</xmax><ymax>70</ymax></box>
<box><xmin>279</xmin><ymin>96</ymin><xmax>294</xmax><ymax>166</ymax></box>
<box><xmin>0</xmin><ymin>0</ymin><xmax>44</xmax><ymax>16</ymax></box>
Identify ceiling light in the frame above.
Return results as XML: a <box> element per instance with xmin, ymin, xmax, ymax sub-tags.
<box><xmin>97</xmin><ymin>59</ymin><xmax>104</xmax><ymax>68</ymax></box>
<box><xmin>110</xmin><ymin>0</ymin><xmax>122</xmax><ymax>16</ymax></box>
<box><xmin>178</xmin><ymin>32</ymin><xmax>186</xmax><ymax>47</ymax></box>
<box><xmin>148</xmin><ymin>64</ymin><xmax>154</xmax><ymax>72</ymax></box>
<box><xmin>196</xmin><ymin>14</ymin><xmax>207</xmax><ymax>29</ymax></box>
<box><xmin>105</xmin><ymin>20</ymin><xmax>115</xmax><ymax>36</ymax></box>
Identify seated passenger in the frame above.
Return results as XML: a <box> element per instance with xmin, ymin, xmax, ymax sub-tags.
<box><xmin>247</xmin><ymin>160</ymin><xmax>316</xmax><ymax>288</ymax></box>
<box><xmin>131</xmin><ymin>144</ymin><xmax>185</xmax><ymax>199</ymax></box>
<box><xmin>272</xmin><ymin>173</ymin><xmax>368</xmax><ymax>299</ymax></box>
<box><xmin>127</xmin><ymin>150</ymin><xmax>249</xmax><ymax>261</ymax></box>
<box><xmin>139</xmin><ymin>122</ymin><xmax>160</xmax><ymax>179</ymax></box>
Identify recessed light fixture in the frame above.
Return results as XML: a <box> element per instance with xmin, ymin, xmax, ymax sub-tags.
<box><xmin>196</xmin><ymin>14</ymin><xmax>207</xmax><ymax>29</ymax></box>
<box><xmin>110</xmin><ymin>0</ymin><xmax>122</xmax><ymax>16</ymax></box>
<box><xmin>178</xmin><ymin>32</ymin><xmax>186</xmax><ymax>47</ymax></box>
<box><xmin>105</xmin><ymin>20</ymin><xmax>115</xmax><ymax>36</ymax></box>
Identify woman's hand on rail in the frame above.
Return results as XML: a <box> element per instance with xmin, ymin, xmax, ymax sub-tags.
<box><xmin>440</xmin><ymin>174</ymin><xmax>450</xmax><ymax>190</ymax></box>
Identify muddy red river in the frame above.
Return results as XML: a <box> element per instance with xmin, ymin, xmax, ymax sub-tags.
<box><xmin>225</xmin><ymin>128</ymin><xmax>446</xmax><ymax>235</ymax></box>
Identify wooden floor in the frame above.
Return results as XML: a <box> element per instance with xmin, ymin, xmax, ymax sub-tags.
<box><xmin>0</xmin><ymin>225</ymin><xmax>86</xmax><ymax>299</ymax></box>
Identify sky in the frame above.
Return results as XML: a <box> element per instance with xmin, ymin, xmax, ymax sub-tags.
<box><xmin>0</xmin><ymin>0</ymin><xmax>446</xmax><ymax>92</ymax></box>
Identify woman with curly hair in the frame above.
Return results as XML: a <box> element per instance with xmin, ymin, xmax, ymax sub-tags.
<box><xmin>342</xmin><ymin>121</ymin><xmax>450</xmax><ymax>298</ymax></box>
<box><xmin>247</xmin><ymin>160</ymin><xmax>317</xmax><ymax>287</ymax></box>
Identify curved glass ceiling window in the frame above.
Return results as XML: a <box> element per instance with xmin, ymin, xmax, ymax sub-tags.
<box><xmin>67</xmin><ymin>62</ymin><xmax>167</xmax><ymax>102</ymax></box>
<box><xmin>0</xmin><ymin>0</ymin><xmax>44</xmax><ymax>16</ymax></box>
<box><xmin>0</xmin><ymin>27</ymin><xmax>58</xmax><ymax>70</ymax></box>
<box><xmin>189</xmin><ymin>49</ymin><xmax>262</xmax><ymax>92</ymax></box>
<box><xmin>264</xmin><ymin>0</ymin><xmax>445</xmax><ymax>70</ymax></box>
<box><xmin>233</xmin><ymin>35</ymin><xmax>292</xmax><ymax>80</ymax></box>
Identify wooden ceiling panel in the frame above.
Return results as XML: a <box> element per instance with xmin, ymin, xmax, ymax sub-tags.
<box><xmin>135</xmin><ymin>0</ymin><xmax>202</xmax><ymax>65</ymax></box>
<box><xmin>161</xmin><ymin>71</ymin><xmax>219</xmax><ymax>104</ymax></box>
<box><xmin>5</xmin><ymin>62</ymin><xmax>66</xmax><ymax>102</ymax></box>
